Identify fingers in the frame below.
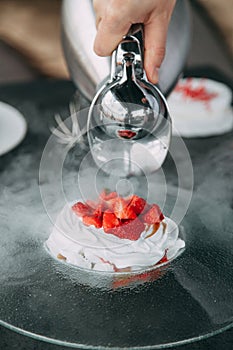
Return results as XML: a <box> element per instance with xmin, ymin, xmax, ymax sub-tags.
<box><xmin>93</xmin><ymin>0</ymin><xmax>106</xmax><ymax>29</ymax></box>
<box><xmin>94</xmin><ymin>17</ymin><xmax>131</xmax><ymax>56</ymax></box>
<box><xmin>93</xmin><ymin>0</ymin><xmax>176</xmax><ymax>85</ymax></box>
<box><xmin>144</xmin><ymin>18</ymin><xmax>169</xmax><ymax>84</ymax></box>
<box><xmin>144</xmin><ymin>0</ymin><xmax>176</xmax><ymax>83</ymax></box>
<box><xmin>93</xmin><ymin>1</ymin><xmax>132</xmax><ymax>56</ymax></box>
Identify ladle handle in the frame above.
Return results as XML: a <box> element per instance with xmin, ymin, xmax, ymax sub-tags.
<box><xmin>110</xmin><ymin>24</ymin><xmax>144</xmax><ymax>82</ymax></box>
<box><xmin>127</xmin><ymin>23</ymin><xmax>143</xmax><ymax>37</ymax></box>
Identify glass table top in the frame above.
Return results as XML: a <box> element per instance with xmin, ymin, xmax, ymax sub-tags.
<box><xmin>0</xmin><ymin>81</ymin><xmax>233</xmax><ymax>349</ymax></box>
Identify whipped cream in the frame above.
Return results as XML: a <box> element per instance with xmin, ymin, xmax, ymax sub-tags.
<box><xmin>45</xmin><ymin>204</ymin><xmax>185</xmax><ymax>272</ymax></box>
<box><xmin>168</xmin><ymin>78</ymin><xmax>233</xmax><ymax>137</ymax></box>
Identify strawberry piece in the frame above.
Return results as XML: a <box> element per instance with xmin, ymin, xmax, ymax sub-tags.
<box><xmin>99</xmin><ymin>190</ymin><xmax>118</xmax><ymax>213</ymax></box>
<box><xmin>113</xmin><ymin>197</ymin><xmax>137</xmax><ymax>220</ymax></box>
<box><xmin>72</xmin><ymin>202</ymin><xmax>92</xmax><ymax>217</ymax></box>
<box><xmin>105</xmin><ymin>197</ymin><xmax>117</xmax><ymax>212</ymax></box>
<box><xmin>142</xmin><ymin>204</ymin><xmax>164</xmax><ymax>224</ymax></box>
<box><xmin>93</xmin><ymin>203</ymin><xmax>104</xmax><ymax>219</ymax></box>
<box><xmin>73</xmin><ymin>193</ymin><xmax>165</xmax><ymax>242</ymax></box>
<box><xmin>109</xmin><ymin>218</ymin><xmax>145</xmax><ymax>241</ymax></box>
<box><xmin>128</xmin><ymin>195</ymin><xmax>146</xmax><ymax>215</ymax></box>
<box><xmin>82</xmin><ymin>215</ymin><xmax>102</xmax><ymax>229</ymax></box>
<box><xmin>102</xmin><ymin>211</ymin><xmax>120</xmax><ymax>232</ymax></box>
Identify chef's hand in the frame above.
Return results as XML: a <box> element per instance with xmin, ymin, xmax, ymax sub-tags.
<box><xmin>93</xmin><ymin>0</ymin><xmax>176</xmax><ymax>84</ymax></box>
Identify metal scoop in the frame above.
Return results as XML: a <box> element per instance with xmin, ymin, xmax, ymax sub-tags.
<box><xmin>87</xmin><ymin>27</ymin><xmax>171</xmax><ymax>177</ymax></box>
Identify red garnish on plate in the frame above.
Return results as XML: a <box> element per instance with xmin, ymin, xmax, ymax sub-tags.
<box><xmin>175</xmin><ymin>78</ymin><xmax>218</xmax><ymax>108</ymax></box>
<box><xmin>72</xmin><ymin>192</ymin><xmax>164</xmax><ymax>241</ymax></box>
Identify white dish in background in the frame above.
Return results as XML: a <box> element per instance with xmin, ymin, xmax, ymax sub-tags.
<box><xmin>0</xmin><ymin>101</ymin><xmax>27</xmax><ymax>156</ymax></box>
<box><xmin>168</xmin><ymin>78</ymin><xmax>233</xmax><ymax>138</ymax></box>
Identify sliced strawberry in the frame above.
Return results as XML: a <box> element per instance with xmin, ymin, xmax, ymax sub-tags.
<box><xmin>72</xmin><ymin>202</ymin><xmax>92</xmax><ymax>217</ymax></box>
<box><xmin>74</xmin><ymin>193</ymin><xmax>165</xmax><ymax>242</ymax></box>
<box><xmin>113</xmin><ymin>197</ymin><xmax>137</xmax><ymax>220</ymax></box>
<box><xmin>127</xmin><ymin>195</ymin><xmax>146</xmax><ymax>215</ymax></box>
<box><xmin>93</xmin><ymin>203</ymin><xmax>104</xmax><ymax>219</ymax></box>
<box><xmin>143</xmin><ymin>204</ymin><xmax>163</xmax><ymax>224</ymax></box>
<box><xmin>82</xmin><ymin>215</ymin><xmax>102</xmax><ymax>228</ymax></box>
<box><xmin>109</xmin><ymin>218</ymin><xmax>145</xmax><ymax>241</ymax></box>
<box><xmin>105</xmin><ymin>197</ymin><xmax>117</xmax><ymax>212</ymax></box>
<box><xmin>99</xmin><ymin>190</ymin><xmax>118</xmax><ymax>213</ymax></box>
<box><xmin>102</xmin><ymin>211</ymin><xmax>120</xmax><ymax>232</ymax></box>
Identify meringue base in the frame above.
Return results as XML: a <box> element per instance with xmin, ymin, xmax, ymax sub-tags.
<box><xmin>45</xmin><ymin>204</ymin><xmax>185</xmax><ymax>273</ymax></box>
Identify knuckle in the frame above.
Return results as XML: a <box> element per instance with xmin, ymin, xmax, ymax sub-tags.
<box><xmin>156</xmin><ymin>46</ymin><xmax>166</xmax><ymax>60</ymax></box>
<box><xmin>105</xmin><ymin>7</ymin><xmax>121</xmax><ymax>26</ymax></box>
<box><xmin>105</xmin><ymin>0</ymin><xmax>132</xmax><ymax>27</ymax></box>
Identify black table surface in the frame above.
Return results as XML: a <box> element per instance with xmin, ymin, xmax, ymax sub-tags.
<box><xmin>0</xmin><ymin>73</ymin><xmax>232</xmax><ymax>350</ymax></box>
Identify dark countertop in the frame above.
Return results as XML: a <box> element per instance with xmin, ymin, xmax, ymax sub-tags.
<box><xmin>0</xmin><ymin>78</ymin><xmax>232</xmax><ymax>350</ymax></box>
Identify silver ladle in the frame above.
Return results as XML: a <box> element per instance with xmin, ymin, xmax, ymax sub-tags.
<box><xmin>87</xmin><ymin>26</ymin><xmax>171</xmax><ymax>177</ymax></box>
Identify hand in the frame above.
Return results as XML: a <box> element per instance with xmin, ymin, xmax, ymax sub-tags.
<box><xmin>93</xmin><ymin>0</ymin><xmax>176</xmax><ymax>84</ymax></box>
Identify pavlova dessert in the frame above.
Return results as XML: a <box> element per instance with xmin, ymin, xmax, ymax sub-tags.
<box><xmin>168</xmin><ymin>77</ymin><xmax>233</xmax><ymax>137</ymax></box>
<box><xmin>46</xmin><ymin>190</ymin><xmax>185</xmax><ymax>273</ymax></box>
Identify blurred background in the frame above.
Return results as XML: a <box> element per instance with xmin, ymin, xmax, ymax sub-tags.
<box><xmin>0</xmin><ymin>0</ymin><xmax>232</xmax><ymax>85</ymax></box>
<box><xmin>0</xmin><ymin>0</ymin><xmax>232</xmax><ymax>349</ymax></box>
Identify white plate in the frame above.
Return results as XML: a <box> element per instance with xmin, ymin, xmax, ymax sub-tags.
<box><xmin>168</xmin><ymin>78</ymin><xmax>233</xmax><ymax>138</ymax></box>
<box><xmin>0</xmin><ymin>101</ymin><xmax>27</xmax><ymax>156</ymax></box>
